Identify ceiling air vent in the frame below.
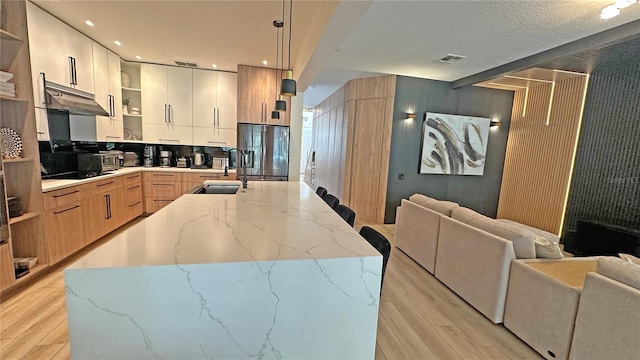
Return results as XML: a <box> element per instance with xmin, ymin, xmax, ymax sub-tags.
<box><xmin>175</xmin><ymin>61</ymin><xmax>199</xmax><ymax>68</ymax></box>
<box><xmin>437</xmin><ymin>54</ymin><xmax>467</xmax><ymax>64</ymax></box>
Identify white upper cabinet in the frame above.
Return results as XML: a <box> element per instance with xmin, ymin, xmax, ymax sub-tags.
<box><xmin>142</xmin><ymin>64</ymin><xmax>193</xmax><ymax>125</ymax></box>
<box><xmin>26</xmin><ymin>2</ymin><xmax>94</xmax><ymax>104</ymax></box>
<box><xmin>85</xmin><ymin>42</ymin><xmax>123</xmax><ymax>142</ymax></box>
<box><xmin>141</xmin><ymin>64</ymin><xmax>169</xmax><ymax>125</ymax></box>
<box><xmin>192</xmin><ymin>69</ymin><xmax>217</xmax><ymax>128</ymax></box>
<box><xmin>167</xmin><ymin>67</ymin><xmax>193</xmax><ymax>127</ymax></box>
<box><xmin>216</xmin><ymin>72</ymin><xmax>237</xmax><ymax>130</ymax></box>
<box><xmin>141</xmin><ymin>64</ymin><xmax>192</xmax><ymax>144</ymax></box>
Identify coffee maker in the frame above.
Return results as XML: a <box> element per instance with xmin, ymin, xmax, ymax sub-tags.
<box><xmin>143</xmin><ymin>145</ymin><xmax>157</xmax><ymax>167</ymax></box>
<box><xmin>160</xmin><ymin>150</ymin><xmax>172</xmax><ymax>168</ymax></box>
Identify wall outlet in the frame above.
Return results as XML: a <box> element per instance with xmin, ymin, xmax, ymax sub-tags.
<box><xmin>398</xmin><ymin>173</ymin><xmax>405</xmax><ymax>180</ymax></box>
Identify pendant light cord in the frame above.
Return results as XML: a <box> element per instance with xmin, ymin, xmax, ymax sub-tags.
<box><xmin>275</xmin><ymin>23</ymin><xmax>279</xmax><ymax>101</ymax></box>
<box><xmin>281</xmin><ymin>0</ymin><xmax>285</xmax><ymax>82</ymax></box>
<box><xmin>288</xmin><ymin>0</ymin><xmax>292</xmax><ymax>70</ymax></box>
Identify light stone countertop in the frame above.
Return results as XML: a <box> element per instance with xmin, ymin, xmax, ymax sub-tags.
<box><xmin>67</xmin><ymin>181</ymin><xmax>380</xmax><ymax>270</ymax></box>
<box><xmin>41</xmin><ymin>167</ymin><xmax>237</xmax><ymax>192</ymax></box>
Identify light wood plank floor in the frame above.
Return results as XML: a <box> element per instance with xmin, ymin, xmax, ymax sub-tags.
<box><xmin>1</xmin><ymin>221</ymin><xmax>541</xmax><ymax>359</ymax></box>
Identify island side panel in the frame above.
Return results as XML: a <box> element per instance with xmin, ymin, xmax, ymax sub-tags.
<box><xmin>64</xmin><ymin>256</ymin><xmax>382</xmax><ymax>359</ymax></box>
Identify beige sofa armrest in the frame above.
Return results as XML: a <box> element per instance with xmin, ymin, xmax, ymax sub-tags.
<box><xmin>395</xmin><ymin>199</ymin><xmax>442</xmax><ymax>274</ymax></box>
<box><xmin>569</xmin><ymin>273</ymin><xmax>640</xmax><ymax>360</ymax></box>
<box><xmin>435</xmin><ymin>216</ymin><xmax>516</xmax><ymax>323</ymax></box>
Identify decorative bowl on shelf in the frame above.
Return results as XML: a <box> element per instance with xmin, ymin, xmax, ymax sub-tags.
<box><xmin>121</xmin><ymin>71</ymin><xmax>130</xmax><ymax>88</ymax></box>
<box><xmin>0</xmin><ymin>127</ymin><xmax>23</xmax><ymax>159</ymax></box>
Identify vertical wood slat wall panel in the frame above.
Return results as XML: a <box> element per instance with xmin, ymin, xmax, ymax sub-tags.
<box><xmin>310</xmin><ymin>75</ymin><xmax>396</xmax><ymax>223</ymax></box>
<box><xmin>497</xmin><ymin>76</ymin><xmax>588</xmax><ymax>234</ymax></box>
<box><xmin>564</xmin><ymin>63</ymin><xmax>640</xmax><ymax>233</ymax></box>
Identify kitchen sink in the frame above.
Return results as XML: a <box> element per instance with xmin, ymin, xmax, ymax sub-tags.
<box><xmin>187</xmin><ymin>184</ymin><xmax>240</xmax><ymax>195</ymax></box>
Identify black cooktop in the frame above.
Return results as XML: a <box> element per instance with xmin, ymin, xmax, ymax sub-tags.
<box><xmin>41</xmin><ymin>171</ymin><xmax>111</xmax><ymax>180</ymax></box>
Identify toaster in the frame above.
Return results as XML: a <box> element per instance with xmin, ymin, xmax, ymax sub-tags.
<box><xmin>177</xmin><ymin>157</ymin><xmax>191</xmax><ymax>168</ymax></box>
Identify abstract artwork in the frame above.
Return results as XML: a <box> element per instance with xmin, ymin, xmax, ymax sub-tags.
<box><xmin>420</xmin><ymin>112</ymin><xmax>490</xmax><ymax>176</ymax></box>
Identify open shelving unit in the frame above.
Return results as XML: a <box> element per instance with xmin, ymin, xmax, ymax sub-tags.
<box><xmin>0</xmin><ymin>0</ymin><xmax>47</xmax><ymax>294</ymax></box>
<box><xmin>121</xmin><ymin>61</ymin><xmax>143</xmax><ymax>141</ymax></box>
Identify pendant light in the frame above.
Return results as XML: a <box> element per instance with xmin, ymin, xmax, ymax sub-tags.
<box><xmin>280</xmin><ymin>0</ymin><xmax>296</xmax><ymax>97</ymax></box>
<box><xmin>271</xmin><ymin>19</ymin><xmax>284</xmax><ymax>120</ymax></box>
<box><xmin>274</xmin><ymin>3</ymin><xmax>286</xmax><ymax>112</ymax></box>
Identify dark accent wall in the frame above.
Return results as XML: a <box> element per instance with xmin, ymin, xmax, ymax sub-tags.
<box><xmin>384</xmin><ymin>76</ymin><xmax>514</xmax><ymax>223</ymax></box>
<box><xmin>563</xmin><ymin>61</ymin><xmax>640</xmax><ymax>233</ymax></box>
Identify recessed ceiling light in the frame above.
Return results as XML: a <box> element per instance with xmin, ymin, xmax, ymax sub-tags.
<box><xmin>85</xmin><ymin>20</ymin><xmax>94</xmax><ymax>27</ymax></box>
<box><xmin>135</xmin><ymin>55</ymin><xmax>141</xmax><ymax>60</ymax></box>
<box><xmin>601</xmin><ymin>5</ymin><xmax>621</xmax><ymax>19</ymax></box>
<box><xmin>114</xmin><ymin>40</ymin><xmax>122</xmax><ymax>46</ymax></box>
<box><xmin>212</xmin><ymin>64</ymin><xmax>217</xmax><ymax>68</ymax></box>
<box><xmin>262</xmin><ymin>60</ymin><xmax>268</xmax><ymax>65</ymax></box>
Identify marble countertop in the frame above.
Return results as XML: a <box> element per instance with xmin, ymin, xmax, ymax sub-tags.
<box><xmin>42</xmin><ymin>167</ymin><xmax>237</xmax><ymax>192</ymax></box>
<box><xmin>67</xmin><ymin>182</ymin><xmax>380</xmax><ymax>270</ymax></box>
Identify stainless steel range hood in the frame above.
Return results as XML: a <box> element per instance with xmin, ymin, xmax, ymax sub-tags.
<box><xmin>45</xmin><ymin>81</ymin><xmax>109</xmax><ymax>116</ymax></box>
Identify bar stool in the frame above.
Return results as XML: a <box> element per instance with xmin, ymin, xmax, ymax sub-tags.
<box><xmin>337</xmin><ymin>204</ymin><xmax>356</xmax><ymax>227</ymax></box>
<box><xmin>316</xmin><ymin>186</ymin><xmax>327</xmax><ymax>198</ymax></box>
<box><xmin>359</xmin><ymin>226</ymin><xmax>391</xmax><ymax>289</ymax></box>
<box><xmin>322</xmin><ymin>193</ymin><xmax>339</xmax><ymax>211</ymax></box>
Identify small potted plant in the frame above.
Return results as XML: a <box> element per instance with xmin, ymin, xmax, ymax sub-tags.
<box><xmin>122</xmin><ymin>98</ymin><xmax>130</xmax><ymax>115</ymax></box>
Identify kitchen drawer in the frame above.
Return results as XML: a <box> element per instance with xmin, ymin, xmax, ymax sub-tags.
<box><xmin>143</xmin><ymin>182</ymin><xmax>181</xmax><ymax>199</ymax></box>
<box><xmin>182</xmin><ymin>172</ymin><xmax>226</xmax><ymax>183</ymax></box>
<box><xmin>124</xmin><ymin>172</ymin><xmax>142</xmax><ymax>186</ymax></box>
<box><xmin>44</xmin><ymin>201</ymin><xmax>85</xmax><ymax>265</ymax></box>
<box><xmin>143</xmin><ymin>172</ymin><xmax>182</xmax><ymax>183</ymax></box>
<box><xmin>145</xmin><ymin>198</ymin><xmax>173</xmax><ymax>213</ymax></box>
<box><xmin>124</xmin><ymin>183</ymin><xmax>143</xmax><ymax>204</ymax></box>
<box><xmin>126</xmin><ymin>199</ymin><xmax>144</xmax><ymax>221</ymax></box>
<box><xmin>43</xmin><ymin>186</ymin><xmax>82</xmax><ymax>210</ymax></box>
<box><xmin>78</xmin><ymin>176</ymin><xmax>124</xmax><ymax>198</ymax></box>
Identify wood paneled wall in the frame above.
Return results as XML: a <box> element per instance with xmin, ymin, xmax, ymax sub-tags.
<box><xmin>309</xmin><ymin>75</ymin><xmax>396</xmax><ymax>223</ymax></box>
<box><xmin>497</xmin><ymin>76</ymin><xmax>589</xmax><ymax>234</ymax></box>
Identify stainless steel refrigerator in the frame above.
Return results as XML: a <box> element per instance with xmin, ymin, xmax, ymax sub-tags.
<box><xmin>237</xmin><ymin>123</ymin><xmax>290</xmax><ymax>181</ymax></box>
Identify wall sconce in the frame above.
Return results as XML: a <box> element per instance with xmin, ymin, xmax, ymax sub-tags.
<box><xmin>407</xmin><ymin>113</ymin><xmax>416</xmax><ymax>120</ymax></box>
<box><xmin>490</xmin><ymin>120</ymin><xmax>502</xmax><ymax>127</ymax></box>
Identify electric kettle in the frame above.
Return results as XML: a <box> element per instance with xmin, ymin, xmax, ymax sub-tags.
<box><xmin>194</xmin><ymin>153</ymin><xmax>205</xmax><ymax>166</ymax></box>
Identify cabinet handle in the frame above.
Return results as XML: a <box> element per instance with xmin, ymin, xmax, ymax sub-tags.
<box><xmin>40</xmin><ymin>72</ymin><xmax>48</xmax><ymax>106</ymax></box>
<box><xmin>207</xmin><ymin>141</ymin><xmax>226</xmax><ymax>144</ymax></box>
<box><xmin>152</xmin><ymin>174</ymin><xmax>175</xmax><ymax>177</ymax></box>
<box><xmin>96</xmin><ymin>181</ymin><xmax>115</xmax><ymax>187</ymax></box>
<box><xmin>68</xmin><ymin>57</ymin><xmax>74</xmax><ymax>86</ymax></box>
<box><xmin>216</xmin><ymin>108</ymin><xmax>220</xmax><ymax>127</ymax></box>
<box><xmin>164</xmin><ymin>104</ymin><xmax>168</xmax><ymax>123</ymax></box>
<box><xmin>128</xmin><ymin>201</ymin><xmax>142</xmax><ymax>208</ymax></box>
<box><xmin>159</xmin><ymin>138</ymin><xmax>179</xmax><ymax>143</ymax></box>
<box><xmin>54</xmin><ymin>205</ymin><xmax>80</xmax><ymax>215</ymax></box>
<box><xmin>153</xmin><ymin>183</ymin><xmax>175</xmax><ymax>186</ymax></box>
<box><xmin>153</xmin><ymin>199</ymin><xmax>173</xmax><ymax>203</ymax></box>
<box><xmin>105</xmin><ymin>194</ymin><xmax>110</xmax><ymax>219</ymax></box>
<box><xmin>106</xmin><ymin>136</ymin><xmax>121</xmax><ymax>139</ymax></box>
<box><xmin>127</xmin><ymin>175</ymin><xmax>140</xmax><ymax>179</ymax></box>
<box><xmin>168</xmin><ymin>104</ymin><xmax>172</xmax><ymax>124</ymax></box>
<box><xmin>200</xmin><ymin>175</ymin><xmax>220</xmax><ymax>178</ymax></box>
<box><xmin>127</xmin><ymin>185</ymin><xmax>141</xmax><ymax>190</ymax></box>
<box><xmin>72</xmin><ymin>57</ymin><xmax>78</xmax><ymax>85</ymax></box>
<box><xmin>52</xmin><ymin>189</ymin><xmax>79</xmax><ymax>198</ymax></box>
<box><xmin>37</xmin><ymin>132</ymin><xmax>46</xmax><ymax>135</ymax></box>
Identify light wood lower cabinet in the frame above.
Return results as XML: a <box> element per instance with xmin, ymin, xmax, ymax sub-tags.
<box><xmin>0</xmin><ymin>244</ymin><xmax>16</xmax><ymax>290</ymax></box>
<box><xmin>143</xmin><ymin>172</ymin><xmax>182</xmax><ymax>213</ymax></box>
<box><xmin>43</xmin><ymin>172</ymin><xmax>143</xmax><ymax>265</ymax></box>
<box><xmin>44</xmin><ymin>201</ymin><xmax>85</xmax><ymax>265</ymax></box>
<box><xmin>81</xmin><ymin>188</ymin><xmax>125</xmax><ymax>244</ymax></box>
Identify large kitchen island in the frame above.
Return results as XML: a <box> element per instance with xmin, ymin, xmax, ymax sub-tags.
<box><xmin>64</xmin><ymin>182</ymin><xmax>382</xmax><ymax>360</ymax></box>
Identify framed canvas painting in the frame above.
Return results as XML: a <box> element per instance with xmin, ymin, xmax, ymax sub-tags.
<box><xmin>420</xmin><ymin>112</ymin><xmax>490</xmax><ymax>176</ymax></box>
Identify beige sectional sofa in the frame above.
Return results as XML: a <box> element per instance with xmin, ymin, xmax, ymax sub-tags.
<box><xmin>395</xmin><ymin>193</ymin><xmax>639</xmax><ymax>359</ymax></box>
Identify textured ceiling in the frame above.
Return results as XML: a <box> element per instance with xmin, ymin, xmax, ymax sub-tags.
<box><xmin>31</xmin><ymin>0</ymin><xmax>337</xmax><ymax>73</ymax></box>
<box><xmin>303</xmin><ymin>0</ymin><xmax>640</xmax><ymax>107</ymax></box>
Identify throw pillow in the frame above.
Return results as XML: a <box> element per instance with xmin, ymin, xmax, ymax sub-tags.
<box><xmin>534</xmin><ymin>235</ymin><xmax>564</xmax><ymax>259</ymax></box>
<box><xmin>619</xmin><ymin>253</ymin><xmax>640</xmax><ymax>265</ymax></box>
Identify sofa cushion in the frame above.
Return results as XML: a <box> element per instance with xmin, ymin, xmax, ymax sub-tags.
<box><xmin>451</xmin><ymin>207</ymin><xmax>536</xmax><ymax>259</ymax></box>
<box><xmin>408</xmin><ymin>194</ymin><xmax>458</xmax><ymax>216</ymax></box>
<box><xmin>597</xmin><ymin>257</ymin><xmax>640</xmax><ymax>290</ymax></box>
<box><xmin>408</xmin><ymin>194</ymin><xmax>433</xmax><ymax>209</ymax></box>
<box><xmin>619</xmin><ymin>253</ymin><xmax>640</xmax><ymax>265</ymax></box>
<box><xmin>496</xmin><ymin>218</ymin><xmax>560</xmax><ymax>244</ymax></box>
<box><xmin>533</xmin><ymin>235</ymin><xmax>564</xmax><ymax>259</ymax></box>
<box><xmin>422</xmin><ymin>200</ymin><xmax>459</xmax><ymax>216</ymax></box>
